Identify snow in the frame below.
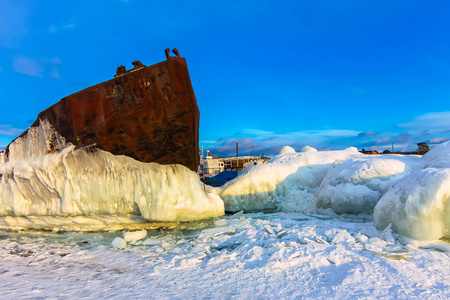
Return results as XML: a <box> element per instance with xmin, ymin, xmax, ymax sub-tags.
<box><xmin>0</xmin><ymin>213</ymin><xmax>448</xmax><ymax>298</ymax></box>
<box><xmin>0</xmin><ymin>120</ymin><xmax>224</xmax><ymax>222</ymax></box>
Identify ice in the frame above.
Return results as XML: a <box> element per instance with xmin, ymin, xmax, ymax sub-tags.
<box><xmin>123</xmin><ymin>230</ymin><xmax>147</xmax><ymax>242</ymax></box>
<box><xmin>7</xmin><ymin>119</ymin><xmax>67</xmax><ymax>162</ymax></box>
<box><xmin>0</xmin><ymin>121</ymin><xmax>224</xmax><ymax>223</ymax></box>
<box><xmin>111</xmin><ymin>237</ymin><xmax>127</xmax><ymax>249</ymax></box>
<box><xmin>374</xmin><ymin>168</ymin><xmax>450</xmax><ymax>240</ymax></box>
<box><xmin>220</xmin><ymin>148</ymin><xmax>363</xmax><ymax>213</ymax></box>
<box><xmin>2</xmin><ymin>120</ymin><xmax>449</xmax><ymax>242</ymax></box>
<box><xmin>278</xmin><ymin>145</ymin><xmax>296</xmax><ymax>154</ymax></box>
<box><xmin>0</xmin><ymin>151</ymin><xmax>5</xmax><ymax>164</ymax></box>
<box><xmin>220</xmin><ymin>142</ymin><xmax>449</xmax><ymax>240</ymax></box>
<box><xmin>421</xmin><ymin>140</ymin><xmax>450</xmax><ymax>168</ymax></box>
<box><xmin>300</xmin><ymin>145</ymin><xmax>318</xmax><ymax>153</ymax></box>
<box><xmin>0</xmin><ymin>212</ymin><xmax>449</xmax><ymax>298</ymax></box>
<box><xmin>317</xmin><ymin>156</ymin><xmax>418</xmax><ymax>214</ymax></box>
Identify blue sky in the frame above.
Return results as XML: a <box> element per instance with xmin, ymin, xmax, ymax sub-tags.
<box><xmin>1</xmin><ymin>0</ymin><xmax>450</xmax><ymax>156</ymax></box>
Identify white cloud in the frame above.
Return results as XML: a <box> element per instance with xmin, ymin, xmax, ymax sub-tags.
<box><xmin>399</xmin><ymin>112</ymin><xmax>450</xmax><ymax>132</ymax></box>
<box><xmin>48</xmin><ymin>21</ymin><xmax>77</xmax><ymax>33</ymax></box>
<box><xmin>12</xmin><ymin>56</ymin><xmax>63</xmax><ymax>79</ymax></box>
<box><xmin>13</xmin><ymin>56</ymin><xmax>44</xmax><ymax>77</ymax></box>
<box><xmin>242</xmin><ymin>128</ymin><xmax>359</xmax><ymax>140</ymax></box>
<box><xmin>242</xmin><ymin>129</ymin><xmax>274</xmax><ymax>137</ymax></box>
<box><xmin>290</xmin><ymin>129</ymin><xmax>360</xmax><ymax>138</ymax></box>
<box><xmin>50</xmin><ymin>57</ymin><xmax>63</xmax><ymax>79</ymax></box>
<box><xmin>429</xmin><ymin>137</ymin><xmax>449</xmax><ymax>144</ymax></box>
<box><xmin>0</xmin><ymin>125</ymin><xmax>23</xmax><ymax>136</ymax></box>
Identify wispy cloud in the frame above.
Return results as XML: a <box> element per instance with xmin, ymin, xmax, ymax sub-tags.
<box><xmin>241</xmin><ymin>128</ymin><xmax>359</xmax><ymax>140</ymax></box>
<box><xmin>0</xmin><ymin>125</ymin><xmax>24</xmax><ymax>136</ymax></box>
<box><xmin>13</xmin><ymin>56</ymin><xmax>44</xmax><ymax>77</ymax></box>
<box><xmin>12</xmin><ymin>56</ymin><xmax>63</xmax><ymax>79</ymax></box>
<box><xmin>0</xmin><ymin>65</ymin><xmax>3</xmax><ymax>72</ymax></box>
<box><xmin>203</xmin><ymin>128</ymin><xmax>361</xmax><ymax>156</ymax></box>
<box><xmin>203</xmin><ymin>112</ymin><xmax>450</xmax><ymax>156</ymax></box>
<box><xmin>399</xmin><ymin>112</ymin><xmax>450</xmax><ymax>133</ymax></box>
<box><xmin>48</xmin><ymin>21</ymin><xmax>77</xmax><ymax>33</ymax></box>
<box><xmin>429</xmin><ymin>137</ymin><xmax>449</xmax><ymax>144</ymax></box>
<box><xmin>374</xmin><ymin>133</ymin><xmax>413</xmax><ymax>146</ymax></box>
<box><xmin>49</xmin><ymin>57</ymin><xmax>63</xmax><ymax>79</ymax></box>
<box><xmin>358</xmin><ymin>131</ymin><xmax>376</xmax><ymax>137</ymax></box>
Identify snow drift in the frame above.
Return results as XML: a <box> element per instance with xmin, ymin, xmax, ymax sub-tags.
<box><xmin>0</xmin><ymin>120</ymin><xmax>224</xmax><ymax>222</ymax></box>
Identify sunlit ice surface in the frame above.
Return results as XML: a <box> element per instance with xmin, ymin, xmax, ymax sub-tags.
<box><xmin>0</xmin><ymin>211</ymin><xmax>448</xmax><ymax>299</ymax></box>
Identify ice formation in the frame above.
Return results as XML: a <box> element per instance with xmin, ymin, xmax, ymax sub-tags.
<box><xmin>123</xmin><ymin>229</ymin><xmax>148</xmax><ymax>242</ymax></box>
<box><xmin>7</xmin><ymin>119</ymin><xmax>67</xmax><ymax>162</ymax></box>
<box><xmin>420</xmin><ymin>140</ymin><xmax>450</xmax><ymax>169</ymax></box>
<box><xmin>0</xmin><ymin>120</ymin><xmax>224</xmax><ymax>222</ymax></box>
<box><xmin>220</xmin><ymin>148</ymin><xmax>362</xmax><ymax>213</ymax></box>
<box><xmin>2</xmin><ymin>119</ymin><xmax>449</xmax><ymax>241</ymax></box>
<box><xmin>300</xmin><ymin>145</ymin><xmax>318</xmax><ymax>153</ymax></box>
<box><xmin>317</xmin><ymin>156</ymin><xmax>418</xmax><ymax>214</ymax></box>
<box><xmin>111</xmin><ymin>237</ymin><xmax>127</xmax><ymax>249</ymax></box>
<box><xmin>220</xmin><ymin>143</ymin><xmax>450</xmax><ymax>240</ymax></box>
<box><xmin>278</xmin><ymin>145</ymin><xmax>296</xmax><ymax>154</ymax></box>
<box><xmin>374</xmin><ymin>142</ymin><xmax>450</xmax><ymax>240</ymax></box>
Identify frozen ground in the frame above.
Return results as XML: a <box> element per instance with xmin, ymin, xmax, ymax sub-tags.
<box><xmin>0</xmin><ymin>212</ymin><xmax>449</xmax><ymax>299</ymax></box>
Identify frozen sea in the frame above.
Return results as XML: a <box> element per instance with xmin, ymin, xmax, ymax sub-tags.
<box><xmin>0</xmin><ymin>212</ymin><xmax>448</xmax><ymax>299</ymax></box>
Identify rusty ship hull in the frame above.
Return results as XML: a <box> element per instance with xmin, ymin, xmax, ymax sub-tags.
<box><xmin>4</xmin><ymin>49</ymin><xmax>200</xmax><ymax>171</ymax></box>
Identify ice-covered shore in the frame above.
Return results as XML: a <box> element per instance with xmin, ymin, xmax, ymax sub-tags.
<box><xmin>0</xmin><ymin>212</ymin><xmax>448</xmax><ymax>299</ymax></box>
<box><xmin>1</xmin><ymin>120</ymin><xmax>449</xmax><ymax>241</ymax></box>
<box><xmin>221</xmin><ymin>143</ymin><xmax>450</xmax><ymax>241</ymax></box>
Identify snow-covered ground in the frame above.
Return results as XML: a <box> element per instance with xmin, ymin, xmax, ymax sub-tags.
<box><xmin>0</xmin><ymin>212</ymin><xmax>448</xmax><ymax>299</ymax></box>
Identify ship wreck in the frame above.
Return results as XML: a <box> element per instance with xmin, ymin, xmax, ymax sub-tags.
<box><xmin>1</xmin><ymin>48</ymin><xmax>200</xmax><ymax>171</ymax></box>
<box><xmin>0</xmin><ymin>49</ymin><xmax>225</xmax><ymax>227</ymax></box>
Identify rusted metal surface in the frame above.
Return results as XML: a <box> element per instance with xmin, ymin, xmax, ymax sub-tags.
<box><xmin>6</xmin><ymin>49</ymin><xmax>200</xmax><ymax>171</ymax></box>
